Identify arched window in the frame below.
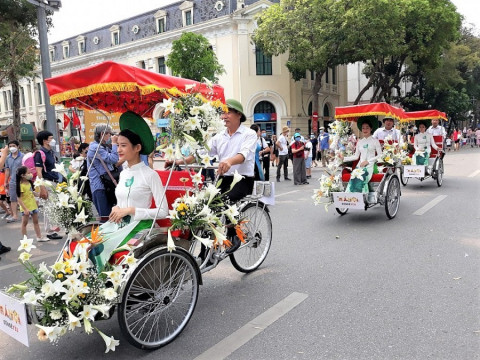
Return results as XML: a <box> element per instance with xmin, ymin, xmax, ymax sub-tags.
<box><xmin>254</xmin><ymin>101</ymin><xmax>275</xmax><ymax>114</ymax></box>
<box><xmin>308</xmin><ymin>101</ymin><xmax>313</xmax><ymax>116</ymax></box>
<box><xmin>323</xmin><ymin>103</ymin><xmax>330</xmax><ymax>118</ymax></box>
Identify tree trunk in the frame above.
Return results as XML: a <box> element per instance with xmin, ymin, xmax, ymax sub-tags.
<box><xmin>9</xmin><ymin>74</ymin><xmax>21</xmax><ymax>142</ymax></box>
<box><xmin>312</xmin><ymin>72</ymin><xmax>324</xmax><ymax>123</ymax></box>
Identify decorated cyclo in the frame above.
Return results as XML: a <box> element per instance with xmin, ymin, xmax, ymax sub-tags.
<box><xmin>1</xmin><ymin>61</ymin><xmax>272</xmax><ymax>351</ymax></box>
<box><xmin>312</xmin><ymin>102</ymin><xmax>408</xmax><ymax>219</ymax></box>
<box><xmin>400</xmin><ymin>109</ymin><xmax>447</xmax><ymax>187</ymax></box>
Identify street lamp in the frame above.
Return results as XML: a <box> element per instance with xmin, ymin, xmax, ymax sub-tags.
<box><xmin>26</xmin><ymin>0</ymin><xmax>62</xmax><ymax>153</ymax></box>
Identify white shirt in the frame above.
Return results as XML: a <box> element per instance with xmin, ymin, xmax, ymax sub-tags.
<box><xmin>427</xmin><ymin>125</ymin><xmax>446</xmax><ymax>137</ymax></box>
<box><xmin>115</xmin><ymin>162</ymin><xmax>168</xmax><ymax>221</ymax></box>
<box><xmin>373</xmin><ymin>127</ymin><xmax>403</xmax><ymax>144</ymax></box>
<box><xmin>305</xmin><ymin>141</ymin><xmax>312</xmax><ymax>158</ymax></box>
<box><xmin>344</xmin><ymin>136</ymin><xmax>382</xmax><ymax>166</ymax></box>
<box><xmin>277</xmin><ymin>134</ymin><xmax>289</xmax><ymax>156</ymax></box>
<box><xmin>414</xmin><ymin>132</ymin><xmax>438</xmax><ymax>152</ymax></box>
<box><xmin>69</xmin><ymin>157</ymin><xmax>84</xmax><ymax>171</ymax></box>
<box><xmin>209</xmin><ymin>125</ymin><xmax>257</xmax><ymax>176</ymax></box>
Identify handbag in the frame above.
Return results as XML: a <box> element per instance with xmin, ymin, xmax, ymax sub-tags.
<box><xmin>96</xmin><ymin>157</ymin><xmax>121</xmax><ymax>206</ymax></box>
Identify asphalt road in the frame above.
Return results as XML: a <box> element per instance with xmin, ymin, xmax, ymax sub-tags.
<box><xmin>0</xmin><ymin>148</ymin><xmax>479</xmax><ymax>360</ymax></box>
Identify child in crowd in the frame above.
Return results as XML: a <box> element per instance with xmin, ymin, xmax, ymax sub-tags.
<box><xmin>15</xmin><ymin>166</ymin><xmax>49</xmax><ymax>242</ymax></box>
<box><xmin>446</xmin><ymin>136</ymin><xmax>452</xmax><ymax>151</ymax></box>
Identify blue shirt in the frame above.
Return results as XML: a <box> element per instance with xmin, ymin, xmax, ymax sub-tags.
<box><xmin>5</xmin><ymin>151</ymin><xmax>24</xmax><ymax>185</ymax></box>
<box><xmin>318</xmin><ymin>132</ymin><xmax>330</xmax><ymax>150</ymax></box>
<box><xmin>34</xmin><ymin>147</ymin><xmax>60</xmax><ymax>182</ymax></box>
<box><xmin>87</xmin><ymin>141</ymin><xmax>119</xmax><ymax>193</ymax></box>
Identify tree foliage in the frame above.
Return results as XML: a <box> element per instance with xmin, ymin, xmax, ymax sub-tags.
<box><xmin>165</xmin><ymin>32</ymin><xmax>225</xmax><ymax>83</ymax></box>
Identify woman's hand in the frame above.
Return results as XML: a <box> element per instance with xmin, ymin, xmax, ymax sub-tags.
<box><xmin>109</xmin><ymin>206</ymin><xmax>134</xmax><ymax>223</ymax></box>
<box><xmin>359</xmin><ymin>160</ymin><xmax>369</xmax><ymax>167</ymax></box>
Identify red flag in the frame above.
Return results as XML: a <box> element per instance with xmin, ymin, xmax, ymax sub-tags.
<box><xmin>72</xmin><ymin>109</ymin><xmax>81</xmax><ymax>129</ymax></box>
<box><xmin>63</xmin><ymin>113</ymin><xmax>71</xmax><ymax>130</ymax></box>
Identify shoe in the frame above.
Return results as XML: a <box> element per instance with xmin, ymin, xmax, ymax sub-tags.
<box><xmin>37</xmin><ymin>237</ymin><xmax>50</xmax><ymax>242</ymax></box>
<box><xmin>47</xmin><ymin>233</ymin><xmax>63</xmax><ymax>240</ymax></box>
<box><xmin>0</xmin><ymin>246</ymin><xmax>11</xmax><ymax>255</ymax></box>
<box><xmin>306</xmin><ymin>175</ymin><xmax>311</xmax><ymax>179</ymax></box>
<box><xmin>225</xmin><ymin>236</ymin><xmax>241</xmax><ymax>254</ymax></box>
<box><xmin>284</xmin><ymin>178</ymin><xmax>292</xmax><ymax>181</ymax></box>
<box><xmin>276</xmin><ymin>177</ymin><xmax>281</xmax><ymax>182</ymax></box>
<box><xmin>6</xmin><ymin>217</ymin><xmax>19</xmax><ymax>223</ymax></box>
<box><xmin>1</xmin><ymin>213</ymin><xmax>10</xmax><ymax>219</ymax></box>
<box><xmin>302</xmin><ymin>181</ymin><xmax>309</xmax><ymax>185</ymax></box>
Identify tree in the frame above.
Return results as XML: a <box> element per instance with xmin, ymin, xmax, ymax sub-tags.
<box><xmin>0</xmin><ymin>0</ymin><xmax>40</xmax><ymax>141</ymax></box>
<box><xmin>165</xmin><ymin>32</ymin><xmax>225</xmax><ymax>83</ymax></box>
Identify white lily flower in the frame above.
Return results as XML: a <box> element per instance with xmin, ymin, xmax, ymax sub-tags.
<box><xmin>52</xmin><ymin>162</ymin><xmax>68</xmax><ymax>178</ymax></box>
<box><xmin>97</xmin><ymin>329</ymin><xmax>120</xmax><ymax>353</ymax></box>
<box><xmin>51</xmin><ymin>279</ymin><xmax>66</xmax><ymax>294</ymax></box>
<box><xmin>38</xmin><ymin>262</ymin><xmax>53</xmax><ymax>276</ymax></box>
<box><xmin>18</xmin><ymin>235</ymin><xmax>36</xmax><ymax>252</ymax></box>
<box><xmin>161</xmin><ymin>97</ymin><xmax>175</xmax><ymax>113</ymax></box>
<box><xmin>191</xmin><ymin>172</ymin><xmax>203</xmax><ymax>185</ymax></box>
<box><xmin>34</xmin><ymin>177</ymin><xmax>52</xmax><ymax>188</ymax></box>
<box><xmin>185</xmin><ymin>116</ymin><xmax>200</xmax><ymax>131</ymax></box>
<box><xmin>192</xmin><ymin>232</ymin><xmax>214</xmax><ymax>248</ymax></box>
<box><xmin>210</xmin><ymin>225</ymin><xmax>228</xmax><ymax>246</ymax></box>
<box><xmin>122</xmin><ymin>255</ymin><xmax>137</xmax><ymax>267</ymax></box>
<box><xmin>41</xmin><ymin>281</ymin><xmax>56</xmax><ymax>298</ymax></box>
<box><xmin>199</xmin><ymin>153</ymin><xmax>213</xmax><ymax>167</ymax></box>
<box><xmin>51</xmin><ymin>261</ymin><xmax>65</xmax><ymax>273</ymax></box>
<box><xmin>79</xmin><ymin>305</ymin><xmax>98</xmax><ymax>321</ymax></box>
<box><xmin>57</xmin><ymin>192</ymin><xmax>74</xmax><ymax>208</ymax></box>
<box><xmin>190</xmin><ymin>106</ymin><xmax>201</xmax><ymax>116</ymax></box>
<box><xmin>184</xmin><ymin>83</ymin><xmax>196</xmax><ymax>91</ymax></box>
<box><xmin>83</xmin><ymin>318</ymin><xmax>93</xmax><ymax>334</ymax></box>
<box><xmin>73</xmin><ymin>207</ymin><xmax>88</xmax><ymax>224</ymax></box>
<box><xmin>351</xmin><ymin>168</ymin><xmax>365</xmax><ymax>180</ymax></box>
<box><xmin>167</xmin><ymin>229</ymin><xmax>176</xmax><ymax>252</ymax></box>
<box><xmin>67</xmin><ymin>185</ymin><xmax>78</xmax><ymax>199</ymax></box>
<box><xmin>162</xmin><ymin>144</ymin><xmax>175</xmax><ymax>161</ymax></box>
<box><xmin>92</xmin><ymin>304</ymin><xmax>111</xmax><ymax>318</ymax></box>
<box><xmin>205</xmin><ymin>183</ymin><xmax>221</xmax><ymax>205</ymax></box>
<box><xmin>22</xmin><ymin>290</ymin><xmax>42</xmax><ymax>305</ymax></box>
<box><xmin>222</xmin><ymin>204</ymin><xmax>239</xmax><ymax>225</ymax></box>
<box><xmin>19</xmin><ymin>252</ymin><xmax>32</xmax><ymax>262</ymax></box>
<box><xmin>194</xmin><ymin>204</ymin><xmax>213</xmax><ymax>219</ymax></box>
<box><xmin>61</xmin><ymin>287</ymin><xmax>77</xmax><ymax>304</ymax></box>
<box><xmin>35</xmin><ymin>324</ymin><xmax>62</xmax><ymax>343</ymax></box>
<box><xmin>66</xmin><ymin>308</ymin><xmax>82</xmax><ymax>331</ymax></box>
<box><xmin>49</xmin><ymin>309</ymin><xmax>63</xmax><ymax>320</ymax></box>
<box><xmin>230</xmin><ymin>170</ymin><xmax>244</xmax><ymax>190</ymax></box>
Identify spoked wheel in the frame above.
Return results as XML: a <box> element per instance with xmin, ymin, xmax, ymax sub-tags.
<box><xmin>118</xmin><ymin>248</ymin><xmax>200</xmax><ymax>350</ymax></box>
<box><xmin>435</xmin><ymin>158</ymin><xmax>444</xmax><ymax>187</ymax></box>
<box><xmin>335</xmin><ymin>208</ymin><xmax>348</xmax><ymax>215</ymax></box>
<box><xmin>400</xmin><ymin>167</ymin><xmax>409</xmax><ymax>186</ymax></box>
<box><xmin>230</xmin><ymin>202</ymin><xmax>272</xmax><ymax>273</ymax></box>
<box><xmin>385</xmin><ymin>175</ymin><xmax>400</xmax><ymax>219</ymax></box>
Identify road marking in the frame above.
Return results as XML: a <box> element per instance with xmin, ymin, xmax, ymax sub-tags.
<box><xmin>413</xmin><ymin>195</ymin><xmax>447</xmax><ymax>216</ymax></box>
<box><xmin>0</xmin><ymin>253</ymin><xmax>58</xmax><ymax>271</ymax></box>
<box><xmin>468</xmin><ymin>170</ymin><xmax>480</xmax><ymax>178</ymax></box>
<box><xmin>275</xmin><ymin>190</ymin><xmax>299</xmax><ymax>198</ymax></box>
<box><xmin>194</xmin><ymin>292</ymin><xmax>308</xmax><ymax>360</ymax></box>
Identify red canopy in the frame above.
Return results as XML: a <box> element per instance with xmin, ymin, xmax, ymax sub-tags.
<box><xmin>335</xmin><ymin>102</ymin><xmax>406</xmax><ymax>122</ymax></box>
<box><xmin>45</xmin><ymin>61</ymin><xmax>225</xmax><ymax>118</ymax></box>
<box><xmin>403</xmin><ymin>110</ymin><xmax>448</xmax><ymax>121</ymax></box>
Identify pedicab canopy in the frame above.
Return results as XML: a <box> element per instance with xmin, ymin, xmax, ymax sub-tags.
<box><xmin>44</xmin><ymin>61</ymin><xmax>225</xmax><ymax>118</ymax></box>
<box><xmin>403</xmin><ymin>110</ymin><xmax>448</xmax><ymax>121</ymax></box>
<box><xmin>334</xmin><ymin>102</ymin><xmax>405</xmax><ymax>122</ymax></box>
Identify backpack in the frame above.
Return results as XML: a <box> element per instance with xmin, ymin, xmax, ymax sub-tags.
<box><xmin>22</xmin><ymin>150</ymin><xmax>46</xmax><ymax>181</ymax></box>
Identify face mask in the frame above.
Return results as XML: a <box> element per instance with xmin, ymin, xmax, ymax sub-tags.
<box><xmin>49</xmin><ymin>139</ymin><xmax>56</xmax><ymax>147</ymax></box>
<box><xmin>25</xmin><ymin>173</ymin><xmax>33</xmax><ymax>180</ymax></box>
<box><xmin>9</xmin><ymin>147</ymin><xmax>18</xmax><ymax>153</ymax></box>
<box><xmin>295</xmin><ymin>137</ymin><xmax>301</xmax><ymax>142</ymax></box>
<box><xmin>261</xmin><ymin>133</ymin><xmax>266</xmax><ymax>138</ymax></box>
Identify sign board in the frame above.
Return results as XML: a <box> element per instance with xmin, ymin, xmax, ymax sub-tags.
<box><xmin>332</xmin><ymin>192</ymin><xmax>365</xmax><ymax>210</ymax></box>
<box><xmin>83</xmin><ymin>110</ymin><xmax>121</xmax><ymax>143</ymax></box>
<box><xmin>156</xmin><ymin>118</ymin><xmax>170</xmax><ymax>128</ymax></box>
<box><xmin>286</xmin><ymin>120</ymin><xmax>291</xmax><ymax>127</ymax></box>
<box><xmin>403</xmin><ymin>165</ymin><xmax>425</xmax><ymax>178</ymax></box>
<box><xmin>0</xmin><ymin>291</ymin><xmax>29</xmax><ymax>347</ymax></box>
<box><xmin>253</xmin><ymin>181</ymin><xmax>275</xmax><ymax>206</ymax></box>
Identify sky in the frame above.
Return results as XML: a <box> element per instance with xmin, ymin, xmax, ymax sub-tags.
<box><xmin>47</xmin><ymin>0</ymin><xmax>480</xmax><ymax>43</ymax></box>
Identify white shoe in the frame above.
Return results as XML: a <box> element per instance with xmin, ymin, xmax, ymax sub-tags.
<box><xmin>37</xmin><ymin>237</ymin><xmax>50</xmax><ymax>242</ymax></box>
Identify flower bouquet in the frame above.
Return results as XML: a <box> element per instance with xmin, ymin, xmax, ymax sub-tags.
<box><xmin>7</xmin><ymin>234</ymin><xmax>139</xmax><ymax>352</ymax></box>
<box><xmin>166</xmin><ymin>171</ymin><xmax>246</xmax><ymax>252</ymax></box>
<box><xmin>379</xmin><ymin>135</ymin><xmax>409</xmax><ymax>166</ymax></box>
<box><xmin>158</xmin><ymin>81</ymin><xmax>226</xmax><ymax>162</ymax></box>
<box><xmin>35</xmin><ymin>163</ymin><xmax>94</xmax><ymax>233</ymax></box>
<box><xmin>312</xmin><ymin>162</ymin><xmax>344</xmax><ymax>210</ymax></box>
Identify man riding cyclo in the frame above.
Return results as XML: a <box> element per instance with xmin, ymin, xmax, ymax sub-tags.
<box><xmin>373</xmin><ymin>115</ymin><xmax>404</xmax><ymax>146</ymax></box>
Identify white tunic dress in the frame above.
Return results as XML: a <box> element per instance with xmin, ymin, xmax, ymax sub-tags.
<box><xmin>413</xmin><ymin>132</ymin><xmax>438</xmax><ymax>166</ymax></box>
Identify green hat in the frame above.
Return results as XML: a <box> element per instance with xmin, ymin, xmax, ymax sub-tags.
<box><xmin>415</xmin><ymin>119</ymin><xmax>431</xmax><ymax>129</ymax></box>
<box><xmin>357</xmin><ymin>115</ymin><xmax>379</xmax><ymax>132</ymax></box>
<box><xmin>226</xmin><ymin>98</ymin><xmax>246</xmax><ymax>122</ymax></box>
<box><xmin>119</xmin><ymin>111</ymin><xmax>154</xmax><ymax>155</ymax></box>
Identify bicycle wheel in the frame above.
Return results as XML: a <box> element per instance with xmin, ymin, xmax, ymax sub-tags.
<box><xmin>230</xmin><ymin>202</ymin><xmax>272</xmax><ymax>273</ymax></box>
<box><xmin>400</xmin><ymin>167</ymin><xmax>409</xmax><ymax>186</ymax></box>
<box><xmin>118</xmin><ymin>248</ymin><xmax>200</xmax><ymax>350</ymax></box>
<box><xmin>385</xmin><ymin>175</ymin><xmax>400</xmax><ymax>219</ymax></box>
<box><xmin>435</xmin><ymin>158</ymin><xmax>444</xmax><ymax>187</ymax></box>
<box><xmin>335</xmin><ymin>207</ymin><xmax>348</xmax><ymax>215</ymax></box>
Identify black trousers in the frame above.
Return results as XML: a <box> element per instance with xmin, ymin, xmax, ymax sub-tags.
<box><xmin>262</xmin><ymin>157</ymin><xmax>270</xmax><ymax>181</ymax></box>
<box><xmin>219</xmin><ymin>175</ymin><xmax>254</xmax><ymax>203</ymax></box>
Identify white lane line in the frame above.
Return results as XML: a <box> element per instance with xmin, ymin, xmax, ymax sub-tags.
<box><xmin>0</xmin><ymin>253</ymin><xmax>58</xmax><ymax>271</ymax></box>
<box><xmin>468</xmin><ymin>170</ymin><xmax>480</xmax><ymax>178</ymax></box>
<box><xmin>194</xmin><ymin>292</ymin><xmax>308</xmax><ymax>360</ymax></box>
<box><xmin>275</xmin><ymin>190</ymin><xmax>300</xmax><ymax>198</ymax></box>
<box><xmin>413</xmin><ymin>195</ymin><xmax>448</xmax><ymax>216</ymax></box>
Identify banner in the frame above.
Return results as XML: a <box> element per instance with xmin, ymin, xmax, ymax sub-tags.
<box><xmin>0</xmin><ymin>291</ymin><xmax>29</xmax><ymax>347</ymax></box>
<box><xmin>83</xmin><ymin>110</ymin><xmax>121</xmax><ymax>143</ymax></box>
<box><xmin>403</xmin><ymin>165</ymin><xmax>425</xmax><ymax>178</ymax></box>
<box><xmin>332</xmin><ymin>192</ymin><xmax>365</xmax><ymax>210</ymax></box>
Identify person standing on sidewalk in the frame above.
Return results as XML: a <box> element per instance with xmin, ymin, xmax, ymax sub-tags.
<box><xmin>291</xmin><ymin>132</ymin><xmax>308</xmax><ymax>185</ymax></box>
<box><xmin>34</xmin><ymin>130</ymin><xmax>64</xmax><ymax>240</ymax></box>
<box><xmin>2</xmin><ymin>140</ymin><xmax>24</xmax><ymax>223</ymax></box>
<box><xmin>276</xmin><ymin>126</ymin><xmax>292</xmax><ymax>182</ymax></box>
<box><xmin>318</xmin><ymin>127</ymin><xmax>330</xmax><ymax>167</ymax></box>
<box><xmin>261</xmin><ymin>129</ymin><xmax>272</xmax><ymax>181</ymax></box>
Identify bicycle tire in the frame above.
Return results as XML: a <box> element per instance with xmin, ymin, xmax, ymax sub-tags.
<box><xmin>118</xmin><ymin>247</ymin><xmax>199</xmax><ymax>350</ymax></box>
<box><xmin>385</xmin><ymin>175</ymin><xmax>400</xmax><ymax>219</ymax></box>
<box><xmin>230</xmin><ymin>202</ymin><xmax>272</xmax><ymax>273</ymax></box>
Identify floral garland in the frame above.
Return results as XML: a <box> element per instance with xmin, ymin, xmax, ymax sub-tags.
<box><xmin>166</xmin><ymin>171</ymin><xmax>246</xmax><ymax>252</ymax></box>
<box><xmin>8</xmin><ymin>233</ymin><xmax>138</xmax><ymax>352</ymax></box>
<box><xmin>35</xmin><ymin>163</ymin><xmax>94</xmax><ymax>233</ymax></box>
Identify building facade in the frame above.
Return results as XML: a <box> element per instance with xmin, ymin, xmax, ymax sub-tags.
<box><xmin>0</xmin><ymin>0</ymin><xmax>347</xmax><ymax>147</ymax></box>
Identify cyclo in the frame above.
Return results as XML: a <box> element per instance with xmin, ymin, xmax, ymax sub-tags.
<box><xmin>328</xmin><ymin>103</ymin><xmax>406</xmax><ymax>219</ymax></box>
<box><xmin>6</xmin><ymin>62</ymin><xmax>273</xmax><ymax>350</ymax></box>
<box><xmin>399</xmin><ymin>110</ymin><xmax>447</xmax><ymax>187</ymax></box>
